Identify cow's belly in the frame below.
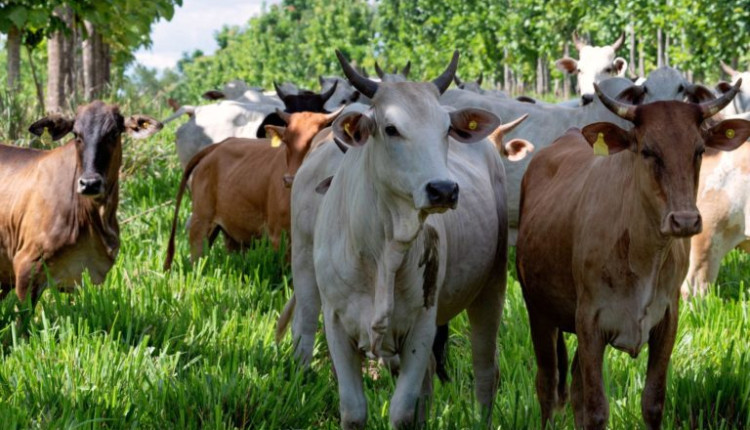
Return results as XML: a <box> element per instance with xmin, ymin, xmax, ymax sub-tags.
<box><xmin>45</xmin><ymin>235</ymin><xmax>115</xmax><ymax>290</ymax></box>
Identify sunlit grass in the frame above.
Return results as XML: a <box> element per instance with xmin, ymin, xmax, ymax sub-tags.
<box><xmin>0</xmin><ymin>97</ymin><xmax>748</xmax><ymax>428</ymax></box>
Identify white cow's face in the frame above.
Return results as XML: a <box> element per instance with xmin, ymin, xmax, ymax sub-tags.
<box><xmin>576</xmin><ymin>45</ymin><xmax>627</xmax><ymax>96</ymax></box>
<box><xmin>332</xmin><ymin>82</ymin><xmax>500</xmax><ymax>214</ymax></box>
<box><xmin>731</xmin><ymin>73</ymin><xmax>750</xmax><ymax>111</ymax></box>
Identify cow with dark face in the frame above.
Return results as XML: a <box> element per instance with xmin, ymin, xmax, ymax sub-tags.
<box><xmin>0</xmin><ymin>101</ymin><xmax>162</xmax><ymax>309</ymax></box>
<box><xmin>516</xmin><ymin>82</ymin><xmax>749</xmax><ymax>429</ymax></box>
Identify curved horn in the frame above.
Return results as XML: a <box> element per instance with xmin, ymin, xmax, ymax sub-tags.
<box><xmin>595</xmin><ymin>83</ymin><xmax>637</xmax><ymax>121</ymax></box>
<box><xmin>274</xmin><ymin>82</ymin><xmax>287</xmax><ymax>99</ymax></box>
<box><xmin>477</xmin><ymin>72</ymin><xmax>484</xmax><ymax>86</ymax></box>
<box><xmin>611</xmin><ymin>32</ymin><xmax>625</xmax><ymax>51</ymax></box>
<box><xmin>336</xmin><ymin>50</ymin><xmax>379</xmax><ymax>99</ymax></box>
<box><xmin>320</xmin><ymin>80</ymin><xmax>338</xmax><ymax>103</ymax></box>
<box><xmin>453</xmin><ymin>75</ymin><xmax>463</xmax><ymax>86</ymax></box>
<box><xmin>720</xmin><ymin>61</ymin><xmax>739</xmax><ymax>77</ymax></box>
<box><xmin>402</xmin><ymin>61</ymin><xmax>411</xmax><ymax>78</ymax></box>
<box><xmin>572</xmin><ymin>31</ymin><xmax>585</xmax><ymax>50</ymax></box>
<box><xmin>496</xmin><ymin>113</ymin><xmax>528</xmax><ymax>135</ymax></box>
<box><xmin>699</xmin><ymin>78</ymin><xmax>742</xmax><ymax>120</ymax></box>
<box><xmin>374</xmin><ymin>61</ymin><xmax>385</xmax><ymax>78</ymax></box>
<box><xmin>275</xmin><ymin>108</ymin><xmax>292</xmax><ymax>125</ymax></box>
<box><xmin>432</xmin><ymin>50</ymin><xmax>460</xmax><ymax>95</ymax></box>
<box><xmin>325</xmin><ymin>105</ymin><xmax>346</xmax><ymax>123</ymax></box>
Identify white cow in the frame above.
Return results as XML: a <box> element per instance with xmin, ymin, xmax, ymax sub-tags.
<box><xmin>453</xmin><ymin>74</ymin><xmax>509</xmax><ymax>99</ymax></box>
<box><xmin>717</xmin><ymin>62</ymin><xmax>750</xmax><ymax>116</ymax></box>
<box><xmin>289</xmin><ymin>51</ymin><xmax>509</xmax><ymax>429</ymax></box>
<box><xmin>201</xmin><ymin>79</ymin><xmax>285</xmax><ymax>107</ymax></box>
<box><xmin>555</xmin><ymin>31</ymin><xmax>628</xmax><ymax>97</ymax></box>
<box><xmin>374</xmin><ymin>60</ymin><xmax>411</xmax><ymax>82</ymax></box>
<box><xmin>319</xmin><ymin>76</ymin><xmax>362</xmax><ymax>110</ymax></box>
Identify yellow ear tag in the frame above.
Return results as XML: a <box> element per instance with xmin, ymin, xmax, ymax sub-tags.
<box><xmin>726</xmin><ymin>128</ymin><xmax>736</xmax><ymax>139</ymax></box>
<box><xmin>593</xmin><ymin>133</ymin><xmax>609</xmax><ymax>156</ymax></box>
<box><xmin>41</xmin><ymin>127</ymin><xmax>53</xmax><ymax>146</ymax></box>
<box><xmin>344</xmin><ymin>122</ymin><xmax>353</xmax><ymax>138</ymax></box>
<box><xmin>271</xmin><ymin>133</ymin><xmax>282</xmax><ymax>147</ymax></box>
<box><xmin>468</xmin><ymin>120</ymin><xmax>478</xmax><ymax>130</ymax></box>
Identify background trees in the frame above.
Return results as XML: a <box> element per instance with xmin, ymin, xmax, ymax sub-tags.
<box><xmin>170</xmin><ymin>0</ymin><xmax>750</xmax><ymax>104</ymax></box>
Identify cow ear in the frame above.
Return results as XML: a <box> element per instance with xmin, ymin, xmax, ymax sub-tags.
<box><xmin>705</xmin><ymin>119</ymin><xmax>750</xmax><ymax>151</ymax></box>
<box><xmin>555</xmin><ymin>58</ymin><xmax>578</xmax><ymax>74</ymax></box>
<box><xmin>332</xmin><ymin>112</ymin><xmax>373</xmax><ymax>147</ymax></box>
<box><xmin>265</xmin><ymin>125</ymin><xmax>286</xmax><ymax>147</ymax></box>
<box><xmin>449</xmin><ymin>108</ymin><xmax>501</xmax><ymax>143</ymax></box>
<box><xmin>716</xmin><ymin>81</ymin><xmax>733</xmax><ymax>94</ymax></box>
<box><xmin>124</xmin><ymin>115</ymin><xmax>164</xmax><ymax>139</ymax></box>
<box><xmin>503</xmin><ymin>138</ymin><xmax>535</xmax><ymax>161</ymax></box>
<box><xmin>581</xmin><ymin>122</ymin><xmax>632</xmax><ymax>155</ymax></box>
<box><xmin>616</xmin><ymin>85</ymin><xmax>646</xmax><ymax>104</ymax></box>
<box><xmin>685</xmin><ymin>84</ymin><xmax>716</xmax><ymax>103</ymax></box>
<box><xmin>28</xmin><ymin>115</ymin><xmax>74</xmax><ymax>141</ymax></box>
<box><xmin>612</xmin><ymin>58</ymin><xmax>627</xmax><ymax>76</ymax></box>
<box><xmin>202</xmin><ymin>90</ymin><xmax>225</xmax><ymax>100</ymax></box>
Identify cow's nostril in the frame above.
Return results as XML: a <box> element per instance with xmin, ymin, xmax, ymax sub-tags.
<box><xmin>426</xmin><ymin>181</ymin><xmax>459</xmax><ymax>207</ymax></box>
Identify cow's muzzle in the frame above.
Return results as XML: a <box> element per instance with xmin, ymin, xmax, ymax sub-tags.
<box><xmin>424</xmin><ymin>180</ymin><xmax>459</xmax><ymax>211</ymax></box>
<box><xmin>661</xmin><ymin>211</ymin><xmax>702</xmax><ymax>237</ymax></box>
<box><xmin>78</xmin><ymin>175</ymin><xmax>104</xmax><ymax>196</ymax></box>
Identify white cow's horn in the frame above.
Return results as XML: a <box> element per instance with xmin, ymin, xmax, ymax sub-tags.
<box><xmin>336</xmin><ymin>50</ymin><xmax>379</xmax><ymax>99</ymax></box>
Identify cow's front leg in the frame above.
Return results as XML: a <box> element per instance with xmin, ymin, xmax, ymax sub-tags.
<box><xmin>324</xmin><ymin>307</ymin><xmax>367</xmax><ymax>429</ymax></box>
<box><xmin>13</xmin><ymin>253</ymin><xmax>45</xmax><ymax>333</ymax></box>
<box><xmin>467</xmin><ymin>279</ymin><xmax>505</xmax><ymax>426</ymax></box>
<box><xmin>642</xmin><ymin>306</ymin><xmax>678</xmax><ymax>430</ymax></box>
<box><xmin>576</xmin><ymin>311</ymin><xmax>608</xmax><ymax>430</ymax></box>
<box><xmin>390</xmin><ymin>310</ymin><xmax>436</xmax><ymax>429</ymax></box>
<box><xmin>291</xmin><ymin>245</ymin><xmax>321</xmax><ymax>366</ymax></box>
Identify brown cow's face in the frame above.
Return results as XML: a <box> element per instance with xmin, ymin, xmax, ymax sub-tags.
<box><xmin>265</xmin><ymin>108</ymin><xmax>345</xmax><ymax>188</ymax></box>
<box><xmin>583</xmin><ymin>100</ymin><xmax>750</xmax><ymax>237</ymax></box>
<box><xmin>29</xmin><ymin>101</ymin><xmax>163</xmax><ymax>199</ymax></box>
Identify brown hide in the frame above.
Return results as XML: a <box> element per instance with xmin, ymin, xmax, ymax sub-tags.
<box><xmin>516</xmin><ymin>94</ymin><xmax>750</xmax><ymax>429</ymax></box>
<box><xmin>163</xmin><ymin>110</ymin><xmax>341</xmax><ymax>269</ymax></box>
<box><xmin>0</xmin><ymin>101</ymin><xmax>161</xmax><ymax>306</ymax></box>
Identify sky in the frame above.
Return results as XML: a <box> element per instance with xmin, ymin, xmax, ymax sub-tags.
<box><xmin>134</xmin><ymin>0</ymin><xmax>277</xmax><ymax>71</ymax></box>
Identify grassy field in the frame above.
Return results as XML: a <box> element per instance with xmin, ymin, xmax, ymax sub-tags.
<box><xmin>0</xmin><ymin>99</ymin><xmax>748</xmax><ymax>429</ymax></box>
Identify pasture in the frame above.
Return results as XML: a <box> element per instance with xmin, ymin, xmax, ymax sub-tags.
<box><xmin>0</xmin><ymin>97</ymin><xmax>747</xmax><ymax>429</ymax></box>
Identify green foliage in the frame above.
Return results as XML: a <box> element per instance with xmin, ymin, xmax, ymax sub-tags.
<box><xmin>169</xmin><ymin>0</ymin><xmax>750</xmax><ymax>103</ymax></box>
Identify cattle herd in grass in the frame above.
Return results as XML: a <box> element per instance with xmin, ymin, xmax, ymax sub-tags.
<box><xmin>0</xmin><ymin>30</ymin><xmax>749</xmax><ymax>429</ymax></box>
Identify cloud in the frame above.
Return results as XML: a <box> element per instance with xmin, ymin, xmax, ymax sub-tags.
<box><xmin>134</xmin><ymin>0</ymin><xmax>275</xmax><ymax>71</ymax></box>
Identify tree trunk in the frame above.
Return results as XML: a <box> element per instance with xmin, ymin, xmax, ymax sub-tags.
<box><xmin>638</xmin><ymin>36</ymin><xmax>645</xmax><ymax>76</ymax></box>
<box><xmin>83</xmin><ymin>20</ymin><xmax>96</xmax><ymax>100</ymax></box>
<box><xmin>563</xmin><ymin>42</ymin><xmax>570</xmax><ymax>99</ymax></box>
<box><xmin>664</xmin><ymin>32</ymin><xmax>670</xmax><ymax>67</ymax></box>
<box><xmin>26</xmin><ymin>45</ymin><xmax>45</xmax><ymax>115</ymax></box>
<box><xmin>629</xmin><ymin>23</ymin><xmax>636</xmax><ymax>76</ymax></box>
<box><xmin>656</xmin><ymin>27</ymin><xmax>663</xmax><ymax>68</ymax></box>
<box><xmin>47</xmin><ymin>15</ymin><xmax>65</xmax><ymax>113</ymax></box>
<box><xmin>7</xmin><ymin>25</ymin><xmax>21</xmax><ymax>90</ymax></box>
<box><xmin>503</xmin><ymin>47</ymin><xmax>511</xmax><ymax>93</ymax></box>
<box><xmin>62</xmin><ymin>9</ymin><xmax>76</xmax><ymax>100</ymax></box>
<box><xmin>536</xmin><ymin>56</ymin><xmax>543</xmax><ymax>95</ymax></box>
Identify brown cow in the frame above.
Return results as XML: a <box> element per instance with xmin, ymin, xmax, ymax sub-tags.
<box><xmin>163</xmin><ymin>108</ymin><xmax>344</xmax><ymax>269</ymax></box>
<box><xmin>0</xmin><ymin>101</ymin><xmax>162</xmax><ymax>309</ymax></box>
<box><xmin>516</xmin><ymin>81</ymin><xmax>750</xmax><ymax>429</ymax></box>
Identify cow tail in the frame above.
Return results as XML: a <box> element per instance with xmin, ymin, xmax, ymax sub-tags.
<box><xmin>275</xmin><ymin>294</ymin><xmax>296</xmax><ymax>344</ymax></box>
<box><xmin>163</xmin><ymin>144</ymin><xmax>220</xmax><ymax>271</ymax></box>
<box><xmin>432</xmin><ymin>323</ymin><xmax>451</xmax><ymax>383</ymax></box>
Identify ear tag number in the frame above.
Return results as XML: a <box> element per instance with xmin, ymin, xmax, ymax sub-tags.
<box><xmin>726</xmin><ymin>128</ymin><xmax>736</xmax><ymax>139</ymax></box>
<box><xmin>593</xmin><ymin>132</ymin><xmax>609</xmax><ymax>156</ymax></box>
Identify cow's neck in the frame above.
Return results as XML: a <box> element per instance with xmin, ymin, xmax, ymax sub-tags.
<box><xmin>343</xmin><ymin>146</ymin><xmax>427</xmax><ymax>355</ymax></box>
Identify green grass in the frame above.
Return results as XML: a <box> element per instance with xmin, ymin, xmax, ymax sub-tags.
<box><xmin>0</xmin><ymin>101</ymin><xmax>748</xmax><ymax>429</ymax></box>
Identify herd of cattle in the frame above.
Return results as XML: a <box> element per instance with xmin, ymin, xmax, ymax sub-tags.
<box><xmin>1</xmin><ymin>31</ymin><xmax>750</xmax><ymax>429</ymax></box>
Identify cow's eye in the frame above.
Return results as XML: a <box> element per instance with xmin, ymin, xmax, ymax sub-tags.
<box><xmin>385</xmin><ymin>125</ymin><xmax>400</xmax><ymax>137</ymax></box>
<box><xmin>677</xmin><ymin>84</ymin><xmax>684</xmax><ymax>93</ymax></box>
<box><xmin>604</xmin><ymin>67</ymin><xmax>613</xmax><ymax>73</ymax></box>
